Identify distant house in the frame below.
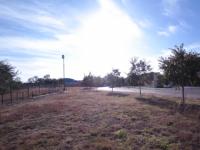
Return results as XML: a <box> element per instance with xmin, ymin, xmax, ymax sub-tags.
<box><xmin>143</xmin><ymin>72</ymin><xmax>160</xmax><ymax>88</ymax></box>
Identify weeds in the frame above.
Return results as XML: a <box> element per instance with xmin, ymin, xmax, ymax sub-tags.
<box><xmin>114</xmin><ymin>129</ymin><xmax>127</xmax><ymax>139</ymax></box>
<box><xmin>1</xmin><ymin>88</ymin><xmax>200</xmax><ymax>149</ymax></box>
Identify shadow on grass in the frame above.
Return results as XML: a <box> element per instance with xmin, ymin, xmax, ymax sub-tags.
<box><xmin>107</xmin><ymin>92</ymin><xmax>129</xmax><ymax>97</ymax></box>
<box><xmin>135</xmin><ymin>96</ymin><xmax>200</xmax><ymax>113</ymax></box>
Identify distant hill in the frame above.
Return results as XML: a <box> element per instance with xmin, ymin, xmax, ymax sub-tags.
<box><xmin>64</xmin><ymin>78</ymin><xmax>80</xmax><ymax>86</ymax></box>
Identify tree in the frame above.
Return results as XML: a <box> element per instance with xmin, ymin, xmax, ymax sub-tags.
<box><xmin>44</xmin><ymin>74</ymin><xmax>50</xmax><ymax>80</ymax></box>
<box><xmin>12</xmin><ymin>77</ymin><xmax>22</xmax><ymax>89</ymax></box>
<box><xmin>159</xmin><ymin>43</ymin><xmax>200</xmax><ymax>105</ymax></box>
<box><xmin>127</xmin><ymin>72</ymin><xmax>139</xmax><ymax>86</ymax></box>
<box><xmin>28</xmin><ymin>76</ymin><xmax>38</xmax><ymax>84</ymax></box>
<box><xmin>82</xmin><ymin>73</ymin><xmax>94</xmax><ymax>87</ymax></box>
<box><xmin>0</xmin><ymin>60</ymin><xmax>18</xmax><ymax>102</ymax></box>
<box><xmin>128</xmin><ymin>58</ymin><xmax>151</xmax><ymax>96</ymax></box>
<box><xmin>106</xmin><ymin>69</ymin><xmax>121</xmax><ymax>92</ymax></box>
<box><xmin>93</xmin><ymin>76</ymin><xmax>104</xmax><ymax>87</ymax></box>
<box><xmin>117</xmin><ymin>77</ymin><xmax>126</xmax><ymax>87</ymax></box>
<box><xmin>156</xmin><ymin>73</ymin><xmax>166</xmax><ymax>88</ymax></box>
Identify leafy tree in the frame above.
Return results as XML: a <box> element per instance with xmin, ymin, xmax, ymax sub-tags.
<box><xmin>0</xmin><ymin>60</ymin><xmax>18</xmax><ymax>101</ymax></box>
<box><xmin>28</xmin><ymin>76</ymin><xmax>38</xmax><ymax>84</ymax></box>
<box><xmin>106</xmin><ymin>69</ymin><xmax>121</xmax><ymax>92</ymax></box>
<box><xmin>117</xmin><ymin>77</ymin><xmax>126</xmax><ymax>87</ymax></box>
<box><xmin>159</xmin><ymin>43</ymin><xmax>200</xmax><ymax>105</ymax></box>
<box><xmin>127</xmin><ymin>72</ymin><xmax>139</xmax><ymax>86</ymax></box>
<box><xmin>12</xmin><ymin>77</ymin><xmax>22</xmax><ymax>89</ymax></box>
<box><xmin>128</xmin><ymin>58</ymin><xmax>151</xmax><ymax>96</ymax></box>
<box><xmin>93</xmin><ymin>76</ymin><xmax>104</xmax><ymax>87</ymax></box>
<box><xmin>156</xmin><ymin>73</ymin><xmax>166</xmax><ymax>88</ymax></box>
<box><xmin>44</xmin><ymin>74</ymin><xmax>50</xmax><ymax>80</ymax></box>
<box><xmin>82</xmin><ymin>73</ymin><xmax>106</xmax><ymax>87</ymax></box>
<box><xmin>42</xmin><ymin>74</ymin><xmax>52</xmax><ymax>86</ymax></box>
<box><xmin>27</xmin><ymin>74</ymin><xmax>60</xmax><ymax>87</ymax></box>
<box><xmin>141</xmin><ymin>72</ymin><xmax>166</xmax><ymax>88</ymax></box>
<box><xmin>82</xmin><ymin>73</ymin><xmax>94</xmax><ymax>87</ymax></box>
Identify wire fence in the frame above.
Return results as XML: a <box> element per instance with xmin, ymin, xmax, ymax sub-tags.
<box><xmin>0</xmin><ymin>86</ymin><xmax>63</xmax><ymax>105</ymax></box>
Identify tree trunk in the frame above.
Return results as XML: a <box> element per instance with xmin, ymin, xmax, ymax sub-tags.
<box><xmin>1</xmin><ymin>94</ymin><xmax>3</xmax><ymax>104</ymax></box>
<box><xmin>139</xmin><ymin>86</ymin><xmax>141</xmax><ymax>96</ymax></box>
<box><xmin>181</xmin><ymin>86</ymin><xmax>185</xmax><ymax>105</ymax></box>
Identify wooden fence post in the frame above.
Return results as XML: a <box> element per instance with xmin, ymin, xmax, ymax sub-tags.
<box><xmin>22</xmin><ymin>92</ymin><xmax>24</xmax><ymax>100</ymax></box>
<box><xmin>27</xmin><ymin>86</ymin><xmax>30</xmax><ymax>98</ymax></box>
<box><xmin>16</xmin><ymin>91</ymin><xmax>18</xmax><ymax>101</ymax></box>
<box><xmin>32</xmin><ymin>91</ymin><xmax>33</xmax><ymax>97</ymax></box>
<box><xmin>10</xmin><ymin>87</ymin><xmax>12</xmax><ymax>104</ymax></box>
<box><xmin>39</xmin><ymin>85</ymin><xmax>40</xmax><ymax>95</ymax></box>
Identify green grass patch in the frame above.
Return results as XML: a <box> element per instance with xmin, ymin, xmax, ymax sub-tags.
<box><xmin>114</xmin><ymin>129</ymin><xmax>127</xmax><ymax>139</ymax></box>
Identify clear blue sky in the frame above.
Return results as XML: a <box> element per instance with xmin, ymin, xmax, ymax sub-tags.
<box><xmin>0</xmin><ymin>0</ymin><xmax>200</xmax><ymax>81</ymax></box>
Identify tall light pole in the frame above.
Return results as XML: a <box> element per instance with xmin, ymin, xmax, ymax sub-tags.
<box><xmin>62</xmin><ymin>54</ymin><xmax>65</xmax><ymax>91</ymax></box>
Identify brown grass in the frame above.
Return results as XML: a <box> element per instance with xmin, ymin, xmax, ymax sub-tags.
<box><xmin>0</xmin><ymin>87</ymin><xmax>200</xmax><ymax>150</ymax></box>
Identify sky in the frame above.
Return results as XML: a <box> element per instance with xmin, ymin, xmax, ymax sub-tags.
<box><xmin>0</xmin><ymin>0</ymin><xmax>200</xmax><ymax>82</ymax></box>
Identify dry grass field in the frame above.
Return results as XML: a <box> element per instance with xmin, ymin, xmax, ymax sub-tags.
<box><xmin>1</xmin><ymin>87</ymin><xmax>200</xmax><ymax>150</ymax></box>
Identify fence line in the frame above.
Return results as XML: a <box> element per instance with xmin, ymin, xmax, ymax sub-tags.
<box><xmin>1</xmin><ymin>86</ymin><xmax>63</xmax><ymax>105</ymax></box>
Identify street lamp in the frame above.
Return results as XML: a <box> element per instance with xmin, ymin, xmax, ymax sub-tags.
<box><xmin>62</xmin><ymin>54</ymin><xmax>65</xmax><ymax>91</ymax></box>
